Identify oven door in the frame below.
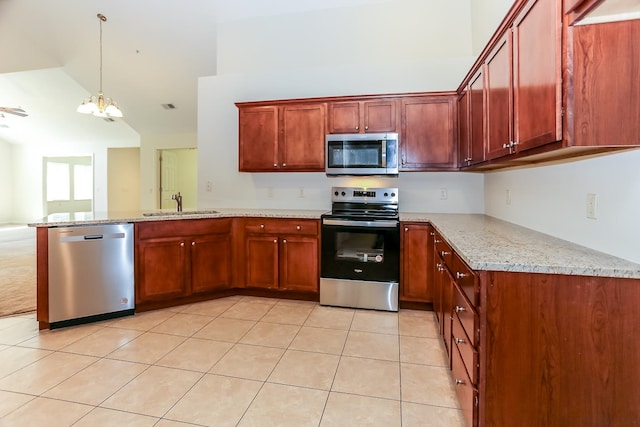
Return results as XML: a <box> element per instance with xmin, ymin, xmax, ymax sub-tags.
<box><xmin>320</xmin><ymin>218</ymin><xmax>400</xmax><ymax>282</ymax></box>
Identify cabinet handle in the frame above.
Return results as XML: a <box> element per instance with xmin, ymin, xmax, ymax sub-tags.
<box><xmin>455</xmin><ymin>305</ymin><xmax>466</xmax><ymax>313</ymax></box>
<box><xmin>441</xmin><ymin>250</ymin><xmax>450</xmax><ymax>257</ymax></box>
<box><xmin>191</xmin><ymin>241</ymin><xmax>196</xmax><ymax>246</ymax></box>
<box><xmin>365</xmin><ymin>125</ymin><xmax>369</xmax><ymax>130</ymax></box>
<box><xmin>260</xmin><ymin>224</ymin><xmax>265</xmax><ymax>229</ymax></box>
<box><xmin>273</xmin><ymin>239</ymin><xmax>277</xmax><ymax>243</ymax></box>
<box><xmin>283</xmin><ymin>163</ymin><xmax>287</xmax><ymax>167</ymax></box>
<box><xmin>296</xmin><ymin>225</ymin><xmax>301</xmax><ymax>231</ymax></box>
<box><xmin>430</xmin><ymin>232</ymin><xmax>435</xmax><ymax>236</ymax></box>
<box><xmin>455</xmin><ymin>337</ymin><xmax>466</xmax><ymax>344</ymax></box>
<box><xmin>436</xmin><ymin>263</ymin><xmax>443</xmax><ymax>272</ymax></box>
<box><xmin>434</xmin><ymin>238</ymin><xmax>441</xmax><ymax>243</ymax></box>
<box><xmin>283</xmin><ymin>239</ymin><xmax>287</xmax><ymax>243</ymax></box>
<box><xmin>455</xmin><ymin>379</ymin><xmax>466</xmax><ymax>385</ymax></box>
<box><xmin>456</xmin><ymin>272</ymin><xmax>467</xmax><ymax>279</ymax></box>
<box><xmin>355</xmin><ymin>126</ymin><xmax>359</xmax><ymax>131</ymax></box>
<box><xmin>404</xmin><ymin>227</ymin><xmax>408</xmax><ymax>232</ymax></box>
<box><xmin>180</xmin><ymin>242</ymin><xmax>185</xmax><ymax>247</ymax></box>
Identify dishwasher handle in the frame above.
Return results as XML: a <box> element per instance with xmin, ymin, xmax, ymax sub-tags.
<box><xmin>84</xmin><ymin>234</ymin><xmax>104</xmax><ymax>240</ymax></box>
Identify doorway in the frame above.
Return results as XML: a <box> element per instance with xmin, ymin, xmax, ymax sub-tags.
<box><xmin>43</xmin><ymin>156</ymin><xmax>93</xmax><ymax>215</ymax></box>
<box><xmin>159</xmin><ymin>148</ymin><xmax>197</xmax><ymax>210</ymax></box>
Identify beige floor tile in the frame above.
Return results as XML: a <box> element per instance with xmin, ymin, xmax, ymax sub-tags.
<box><xmin>401</xmin><ymin>363</ymin><xmax>459</xmax><ymax>408</ymax></box>
<box><xmin>179</xmin><ymin>298</ymin><xmax>239</xmax><ymax>316</ymax></box>
<box><xmin>219</xmin><ymin>301</ymin><xmax>273</xmax><ymax>321</ymax></box>
<box><xmin>332</xmin><ymin>356</ymin><xmax>400</xmax><ymax>400</ymax></box>
<box><xmin>238</xmin><ymin>383</ymin><xmax>328</xmax><ymax>427</ymax></box>
<box><xmin>275</xmin><ymin>299</ymin><xmax>318</xmax><ymax>308</ymax></box>
<box><xmin>304</xmin><ymin>306</ymin><xmax>354</xmax><ymax>330</ymax></box>
<box><xmin>268</xmin><ymin>350</ymin><xmax>339</xmax><ymax>390</ymax></box>
<box><xmin>209</xmin><ymin>343</ymin><xmax>284</xmax><ymax>381</ymax></box>
<box><xmin>0</xmin><ymin>390</ymin><xmax>34</xmax><ymax>417</ymax></box>
<box><xmin>193</xmin><ymin>317</ymin><xmax>255</xmax><ymax>342</ymax></box>
<box><xmin>104</xmin><ymin>310</ymin><xmax>177</xmax><ymax>331</ymax></box>
<box><xmin>320</xmin><ymin>392</ymin><xmax>401</xmax><ymax>427</ymax></box>
<box><xmin>157</xmin><ymin>337</ymin><xmax>233</xmax><ymax>372</ymax></box>
<box><xmin>165</xmin><ymin>374</ymin><xmax>262</xmax><ymax>426</ymax></box>
<box><xmin>401</xmin><ymin>401</ymin><xmax>466</xmax><ymax>427</ymax></box>
<box><xmin>239</xmin><ymin>322</ymin><xmax>300</xmax><ymax>348</ymax></box>
<box><xmin>0</xmin><ymin>396</ymin><xmax>92</xmax><ymax>426</ymax></box>
<box><xmin>43</xmin><ymin>358</ymin><xmax>148</xmax><ymax>405</ymax></box>
<box><xmin>0</xmin><ymin>316</ymin><xmax>39</xmax><ymax>345</ymax></box>
<box><xmin>19</xmin><ymin>324</ymin><xmax>103</xmax><ymax>350</ymax></box>
<box><xmin>240</xmin><ymin>296</ymin><xmax>279</xmax><ymax>305</ymax></box>
<box><xmin>100</xmin><ymin>365</ymin><xmax>202</xmax><ymax>417</ymax></box>
<box><xmin>0</xmin><ymin>316</ymin><xmax>30</xmax><ymax>331</ymax></box>
<box><xmin>61</xmin><ymin>327</ymin><xmax>143</xmax><ymax>357</ymax></box>
<box><xmin>261</xmin><ymin>304</ymin><xmax>313</xmax><ymax>325</ymax></box>
<box><xmin>0</xmin><ymin>351</ymin><xmax>98</xmax><ymax>395</ymax></box>
<box><xmin>155</xmin><ymin>419</ymin><xmax>201</xmax><ymax>426</ymax></box>
<box><xmin>343</xmin><ymin>331</ymin><xmax>400</xmax><ymax>361</ymax></box>
<box><xmin>351</xmin><ymin>310</ymin><xmax>399</xmax><ymax>335</ymax></box>
<box><xmin>150</xmin><ymin>313</ymin><xmax>213</xmax><ymax>336</ymax></box>
<box><xmin>0</xmin><ymin>345</ymin><xmax>52</xmax><ymax>379</ymax></box>
<box><xmin>400</xmin><ymin>336</ymin><xmax>448</xmax><ymax>366</ymax></box>
<box><xmin>107</xmin><ymin>332</ymin><xmax>185</xmax><ymax>364</ymax></box>
<box><xmin>288</xmin><ymin>326</ymin><xmax>348</xmax><ymax>355</ymax></box>
<box><xmin>73</xmin><ymin>407</ymin><xmax>159</xmax><ymax>427</ymax></box>
<box><xmin>399</xmin><ymin>312</ymin><xmax>439</xmax><ymax>338</ymax></box>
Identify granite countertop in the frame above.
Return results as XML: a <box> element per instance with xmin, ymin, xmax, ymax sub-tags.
<box><xmin>401</xmin><ymin>213</ymin><xmax>640</xmax><ymax>279</ymax></box>
<box><xmin>29</xmin><ymin>209</ymin><xmax>640</xmax><ymax>279</ymax></box>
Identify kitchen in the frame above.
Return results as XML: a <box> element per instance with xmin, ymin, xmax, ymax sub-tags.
<box><xmin>2</xmin><ymin>0</ymin><xmax>640</xmax><ymax>426</ymax></box>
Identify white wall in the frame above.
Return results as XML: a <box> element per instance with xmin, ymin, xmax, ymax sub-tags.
<box><xmin>485</xmin><ymin>150</ymin><xmax>640</xmax><ymax>263</ymax></box>
<box><xmin>198</xmin><ymin>1</ymin><xmax>483</xmax><ymax>213</ymax></box>
<box><xmin>469</xmin><ymin>0</ymin><xmax>515</xmax><ymax>55</ymax></box>
<box><xmin>0</xmin><ymin>140</ymin><xmax>13</xmax><ymax>223</ymax></box>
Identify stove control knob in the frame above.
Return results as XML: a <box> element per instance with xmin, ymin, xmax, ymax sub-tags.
<box><xmin>341</xmin><ymin>191</ymin><xmax>346</xmax><ymax>196</ymax></box>
<box><xmin>391</xmin><ymin>192</ymin><xmax>396</xmax><ymax>197</ymax></box>
<box><xmin>384</xmin><ymin>192</ymin><xmax>389</xmax><ymax>197</ymax></box>
<box><xmin>334</xmin><ymin>191</ymin><xmax>339</xmax><ymax>196</ymax></box>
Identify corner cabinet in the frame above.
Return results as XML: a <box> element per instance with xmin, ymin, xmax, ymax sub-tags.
<box><xmin>237</xmin><ymin>101</ymin><xmax>326</xmax><ymax>172</ymax></box>
<box><xmin>327</xmin><ymin>99</ymin><xmax>399</xmax><ymax>134</ymax></box>
<box><xmin>400</xmin><ymin>94</ymin><xmax>458</xmax><ymax>170</ymax></box>
<box><xmin>135</xmin><ymin>219</ymin><xmax>232</xmax><ymax>308</ymax></box>
<box><xmin>240</xmin><ymin>218</ymin><xmax>319</xmax><ymax>293</ymax></box>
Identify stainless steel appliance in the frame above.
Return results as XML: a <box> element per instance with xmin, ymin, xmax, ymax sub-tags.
<box><xmin>325</xmin><ymin>133</ymin><xmax>399</xmax><ymax>176</ymax></box>
<box><xmin>320</xmin><ymin>187</ymin><xmax>400</xmax><ymax>311</ymax></box>
<box><xmin>48</xmin><ymin>223</ymin><xmax>135</xmax><ymax>328</ymax></box>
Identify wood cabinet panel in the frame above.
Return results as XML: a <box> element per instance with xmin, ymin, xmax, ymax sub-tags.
<box><xmin>469</xmin><ymin>69</ymin><xmax>486</xmax><ymax>165</ymax></box>
<box><xmin>452</xmin><ymin>343</ymin><xmax>477</xmax><ymax>427</ymax></box>
<box><xmin>400</xmin><ymin>95</ymin><xmax>457</xmax><ymax>170</ymax></box>
<box><xmin>280</xmin><ymin>235</ymin><xmax>318</xmax><ymax>292</ymax></box>
<box><xmin>364</xmin><ymin>100</ymin><xmax>397</xmax><ymax>133</ymax></box>
<box><xmin>280</xmin><ymin>103</ymin><xmax>326</xmax><ymax>170</ymax></box>
<box><xmin>400</xmin><ymin>223</ymin><xmax>433</xmax><ymax>302</ymax></box>
<box><xmin>485</xmin><ymin>32</ymin><xmax>513</xmax><ymax>161</ymax></box>
<box><xmin>238</xmin><ymin>106</ymin><xmax>279</xmax><ymax>171</ymax></box>
<box><xmin>137</xmin><ymin>238</ymin><xmax>188</xmax><ymax>302</ymax></box>
<box><xmin>458</xmin><ymin>90</ymin><xmax>471</xmax><ymax>167</ymax></box>
<box><xmin>453</xmin><ymin>313</ymin><xmax>479</xmax><ymax>385</ymax></box>
<box><xmin>190</xmin><ymin>234</ymin><xmax>231</xmax><ymax>294</ymax></box>
<box><xmin>328</xmin><ymin>102</ymin><xmax>359</xmax><ymax>133</ymax></box>
<box><xmin>245</xmin><ymin>235</ymin><xmax>279</xmax><ymax>289</ymax></box>
<box><xmin>328</xmin><ymin>100</ymin><xmax>398</xmax><ymax>134</ymax></box>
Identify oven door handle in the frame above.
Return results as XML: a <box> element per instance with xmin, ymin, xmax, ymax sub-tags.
<box><xmin>322</xmin><ymin>219</ymin><xmax>399</xmax><ymax>228</ymax></box>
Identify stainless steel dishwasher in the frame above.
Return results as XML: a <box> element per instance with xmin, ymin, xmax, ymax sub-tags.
<box><xmin>48</xmin><ymin>223</ymin><xmax>135</xmax><ymax>328</ymax></box>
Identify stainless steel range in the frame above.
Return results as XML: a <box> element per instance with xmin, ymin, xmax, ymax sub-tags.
<box><xmin>320</xmin><ymin>187</ymin><xmax>400</xmax><ymax>311</ymax></box>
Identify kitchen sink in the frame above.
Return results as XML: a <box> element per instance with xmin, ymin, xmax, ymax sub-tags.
<box><xmin>142</xmin><ymin>209</ymin><xmax>219</xmax><ymax>217</ymax></box>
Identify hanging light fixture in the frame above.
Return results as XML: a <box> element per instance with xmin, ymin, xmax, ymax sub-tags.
<box><xmin>77</xmin><ymin>13</ymin><xmax>123</xmax><ymax>118</ymax></box>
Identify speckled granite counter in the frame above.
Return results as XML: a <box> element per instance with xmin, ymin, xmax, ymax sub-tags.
<box><xmin>401</xmin><ymin>213</ymin><xmax>640</xmax><ymax>279</ymax></box>
<box><xmin>29</xmin><ymin>209</ymin><xmax>640</xmax><ymax>279</ymax></box>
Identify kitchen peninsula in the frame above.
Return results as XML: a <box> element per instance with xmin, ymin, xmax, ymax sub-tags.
<box><xmin>31</xmin><ymin>210</ymin><xmax>640</xmax><ymax>426</ymax></box>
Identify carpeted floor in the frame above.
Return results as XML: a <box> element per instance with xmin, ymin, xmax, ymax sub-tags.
<box><xmin>0</xmin><ymin>225</ymin><xmax>36</xmax><ymax>317</ymax></box>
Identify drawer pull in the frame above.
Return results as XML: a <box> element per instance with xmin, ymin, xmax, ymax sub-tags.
<box><xmin>434</xmin><ymin>238</ymin><xmax>441</xmax><ymax>243</ymax></box>
<box><xmin>430</xmin><ymin>232</ymin><xmax>435</xmax><ymax>236</ymax></box>
<box><xmin>260</xmin><ymin>224</ymin><xmax>265</xmax><ymax>229</ymax></box>
<box><xmin>273</xmin><ymin>239</ymin><xmax>277</xmax><ymax>243</ymax></box>
<box><xmin>441</xmin><ymin>250</ymin><xmax>451</xmax><ymax>256</ymax></box>
<box><xmin>455</xmin><ymin>305</ymin><xmax>466</xmax><ymax>313</ymax></box>
<box><xmin>296</xmin><ymin>225</ymin><xmax>301</xmax><ymax>230</ymax></box>
<box><xmin>191</xmin><ymin>241</ymin><xmax>196</xmax><ymax>246</ymax></box>
<box><xmin>455</xmin><ymin>379</ymin><xmax>466</xmax><ymax>385</ymax></box>
<box><xmin>180</xmin><ymin>242</ymin><xmax>185</xmax><ymax>247</ymax></box>
<box><xmin>456</xmin><ymin>272</ymin><xmax>467</xmax><ymax>279</ymax></box>
<box><xmin>455</xmin><ymin>337</ymin><xmax>466</xmax><ymax>344</ymax></box>
<box><xmin>283</xmin><ymin>239</ymin><xmax>287</xmax><ymax>243</ymax></box>
<box><xmin>436</xmin><ymin>263</ymin><xmax>444</xmax><ymax>272</ymax></box>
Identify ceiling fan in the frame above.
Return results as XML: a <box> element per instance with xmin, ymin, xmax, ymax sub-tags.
<box><xmin>0</xmin><ymin>107</ymin><xmax>28</xmax><ymax>117</ymax></box>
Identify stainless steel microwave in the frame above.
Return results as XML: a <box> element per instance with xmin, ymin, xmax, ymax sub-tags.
<box><xmin>325</xmin><ymin>133</ymin><xmax>399</xmax><ymax>176</ymax></box>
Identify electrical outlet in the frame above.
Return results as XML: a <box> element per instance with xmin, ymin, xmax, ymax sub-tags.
<box><xmin>586</xmin><ymin>193</ymin><xmax>598</xmax><ymax>219</ymax></box>
<box><xmin>298</xmin><ymin>187</ymin><xmax>304</xmax><ymax>198</ymax></box>
<box><xmin>439</xmin><ymin>189</ymin><xmax>448</xmax><ymax>200</ymax></box>
<box><xmin>206</xmin><ymin>181</ymin><xmax>212</xmax><ymax>192</ymax></box>
<box><xmin>506</xmin><ymin>189</ymin><xmax>511</xmax><ymax>205</ymax></box>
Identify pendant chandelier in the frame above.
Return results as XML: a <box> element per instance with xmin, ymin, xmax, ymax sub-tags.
<box><xmin>77</xmin><ymin>13</ymin><xmax>123</xmax><ymax>118</ymax></box>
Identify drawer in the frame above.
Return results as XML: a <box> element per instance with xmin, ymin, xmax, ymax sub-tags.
<box><xmin>243</xmin><ymin>218</ymin><xmax>318</xmax><ymax>236</ymax></box>
<box><xmin>434</xmin><ymin>232</ymin><xmax>453</xmax><ymax>266</ymax></box>
<box><xmin>137</xmin><ymin>218</ymin><xmax>231</xmax><ymax>239</ymax></box>
<box><xmin>452</xmin><ymin>344</ymin><xmax>477</xmax><ymax>427</ymax></box>
<box><xmin>453</xmin><ymin>252</ymin><xmax>479</xmax><ymax>307</ymax></box>
<box><xmin>453</xmin><ymin>283</ymin><xmax>479</xmax><ymax>346</ymax></box>
<box><xmin>452</xmin><ymin>314</ymin><xmax>479</xmax><ymax>385</ymax></box>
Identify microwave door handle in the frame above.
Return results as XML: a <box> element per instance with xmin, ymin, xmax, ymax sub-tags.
<box><xmin>381</xmin><ymin>143</ymin><xmax>386</xmax><ymax>167</ymax></box>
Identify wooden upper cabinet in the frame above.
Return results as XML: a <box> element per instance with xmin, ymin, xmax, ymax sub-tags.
<box><xmin>485</xmin><ymin>32</ymin><xmax>513</xmax><ymax>161</ymax></box>
<box><xmin>512</xmin><ymin>0</ymin><xmax>562</xmax><ymax>151</ymax></box>
<box><xmin>238</xmin><ymin>105</ymin><xmax>279</xmax><ymax>171</ymax></box>
<box><xmin>328</xmin><ymin>99</ymin><xmax>398</xmax><ymax>134</ymax></box>
<box><xmin>469</xmin><ymin>69</ymin><xmax>486</xmax><ymax>165</ymax></box>
<box><xmin>238</xmin><ymin>102</ymin><xmax>325</xmax><ymax>172</ymax></box>
<box><xmin>401</xmin><ymin>95</ymin><xmax>458</xmax><ymax>170</ymax></box>
<box><xmin>280</xmin><ymin>103</ymin><xmax>326</xmax><ymax>170</ymax></box>
<box><xmin>458</xmin><ymin>89</ymin><xmax>471</xmax><ymax>167</ymax></box>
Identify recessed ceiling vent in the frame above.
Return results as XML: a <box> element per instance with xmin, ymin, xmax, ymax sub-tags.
<box><xmin>0</xmin><ymin>124</ymin><xmax>8</xmax><ymax>128</ymax></box>
<box><xmin>103</xmin><ymin>117</ymin><xmax>115</xmax><ymax>122</ymax></box>
<box><xmin>161</xmin><ymin>103</ymin><xmax>177</xmax><ymax>110</ymax></box>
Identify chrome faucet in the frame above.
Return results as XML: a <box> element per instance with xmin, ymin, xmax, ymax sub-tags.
<box><xmin>171</xmin><ymin>192</ymin><xmax>183</xmax><ymax>212</ymax></box>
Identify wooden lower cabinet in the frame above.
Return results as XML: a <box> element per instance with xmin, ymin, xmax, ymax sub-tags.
<box><xmin>400</xmin><ymin>223</ymin><xmax>433</xmax><ymax>303</ymax></box>
<box><xmin>430</xmin><ymin>227</ymin><xmax>640</xmax><ymax>426</ymax></box>
<box><xmin>241</xmin><ymin>218</ymin><xmax>319</xmax><ymax>293</ymax></box>
<box><xmin>135</xmin><ymin>219</ymin><xmax>232</xmax><ymax>306</ymax></box>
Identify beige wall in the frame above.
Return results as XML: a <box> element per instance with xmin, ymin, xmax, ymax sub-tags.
<box><xmin>469</xmin><ymin>0</ymin><xmax>515</xmax><ymax>55</ymax></box>
<box><xmin>107</xmin><ymin>148</ymin><xmax>141</xmax><ymax>213</ymax></box>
